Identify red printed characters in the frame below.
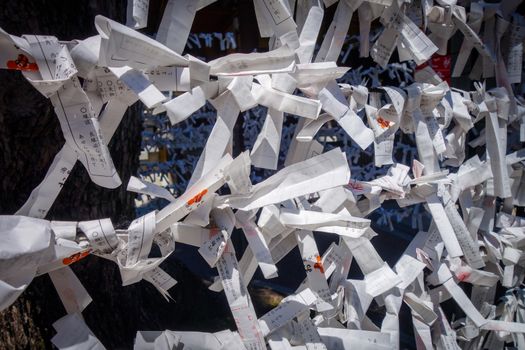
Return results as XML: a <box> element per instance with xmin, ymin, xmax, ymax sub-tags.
<box><xmin>376</xmin><ymin>116</ymin><xmax>391</xmax><ymax>129</ymax></box>
<box><xmin>6</xmin><ymin>54</ymin><xmax>38</xmax><ymax>71</ymax></box>
<box><xmin>304</xmin><ymin>255</ymin><xmax>325</xmax><ymax>274</ymax></box>
<box><xmin>187</xmin><ymin>188</ymin><xmax>208</xmax><ymax>206</ymax></box>
<box><xmin>62</xmin><ymin>249</ymin><xmax>91</xmax><ymax>266</ymax></box>
<box><xmin>313</xmin><ymin>255</ymin><xmax>325</xmax><ymax>274</ymax></box>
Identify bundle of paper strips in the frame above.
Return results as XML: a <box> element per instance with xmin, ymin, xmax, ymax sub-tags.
<box><xmin>1</xmin><ymin>0</ymin><xmax>525</xmax><ymax>349</ymax></box>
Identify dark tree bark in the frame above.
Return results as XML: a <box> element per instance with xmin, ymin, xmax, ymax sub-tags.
<box><xmin>0</xmin><ymin>1</ymin><xmax>233</xmax><ymax>348</ymax></box>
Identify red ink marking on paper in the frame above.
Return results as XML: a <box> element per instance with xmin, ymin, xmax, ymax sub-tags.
<box><xmin>187</xmin><ymin>189</ymin><xmax>208</xmax><ymax>206</ymax></box>
<box><xmin>62</xmin><ymin>249</ymin><xmax>91</xmax><ymax>265</ymax></box>
<box><xmin>457</xmin><ymin>271</ymin><xmax>470</xmax><ymax>282</ymax></box>
<box><xmin>377</xmin><ymin>117</ymin><xmax>390</xmax><ymax>129</ymax></box>
<box><xmin>6</xmin><ymin>54</ymin><xmax>38</xmax><ymax>71</ymax></box>
<box><xmin>313</xmin><ymin>255</ymin><xmax>324</xmax><ymax>274</ymax></box>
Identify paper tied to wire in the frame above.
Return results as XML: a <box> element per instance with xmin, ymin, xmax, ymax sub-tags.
<box><xmin>1</xmin><ymin>0</ymin><xmax>525</xmax><ymax>349</ymax></box>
